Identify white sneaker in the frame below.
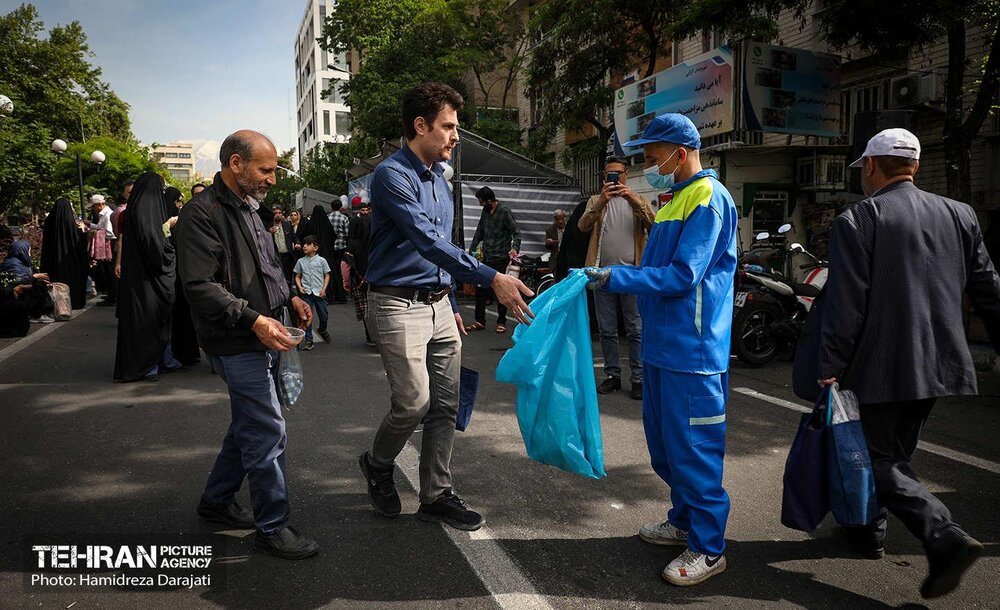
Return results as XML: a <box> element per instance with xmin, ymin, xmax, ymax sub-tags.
<box><xmin>639</xmin><ymin>520</ymin><xmax>688</xmax><ymax>546</ymax></box>
<box><xmin>662</xmin><ymin>549</ymin><xmax>727</xmax><ymax>586</ymax></box>
<box><xmin>32</xmin><ymin>315</ymin><xmax>55</xmax><ymax>324</ymax></box>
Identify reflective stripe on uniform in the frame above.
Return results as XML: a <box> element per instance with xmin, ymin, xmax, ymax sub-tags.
<box><xmin>689</xmin><ymin>414</ymin><xmax>726</xmax><ymax>426</ymax></box>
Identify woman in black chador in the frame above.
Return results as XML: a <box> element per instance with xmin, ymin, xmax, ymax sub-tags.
<box><xmin>113</xmin><ymin>173</ymin><xmax>179</xmax><ymax>381</ymax></box>
<box><xmin>40</xmin><ymin>198</ymin><xmax>89</xmax><ymax>309</ymax></box>
<box><xmin>164</xmin><ymin>187</ymin><xmax>200</xmax><ymax>365</ymax></box>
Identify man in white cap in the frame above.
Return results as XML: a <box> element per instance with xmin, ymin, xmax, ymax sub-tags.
<box><xmin>819</xmin><ymin>128</ymin><xmax>1000</xmax><ymax>599</ymax></box>
<box><xmin>87</xmin><ymin>193</ymin><xmax>116</xmax><ymax>305</ymax></box>
<box><xmin>585</xmin><ymin>113</ymin><xmax>738</xmax><ymax>586</ymax></box>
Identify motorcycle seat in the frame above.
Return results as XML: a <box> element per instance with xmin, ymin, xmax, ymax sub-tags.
<box><xmin>793</xmin><ymin>283</ymin><xmax>821</xmax><ymax>298</ymax></box>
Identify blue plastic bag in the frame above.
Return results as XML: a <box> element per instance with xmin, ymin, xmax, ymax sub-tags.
<box><xmin>826</xmin><ymin>384</ymin><xmax>879</xmax><ymax>526</ymax></box>
<box><xmin>456</xmin><ymin>366</ymin><xmax>479</xmax><ymax>432</ymax></box>
<box><xmin>496</xmin><ymin>270</ymin><xmax>605</xmax><ymax>479</ymax></box>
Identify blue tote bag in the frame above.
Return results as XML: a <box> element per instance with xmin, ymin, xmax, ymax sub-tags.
<box><xmin>456</xmin><ymin>366</ymin><xmax>479</xmax><ymax>432</ymax></box>
<box><xmin>826</xmin><ymin>385</ymin><xmax>880</xmax><ymax>526</ymax></box>
<box><xmin>780</xmin><ymin>387</ymin><xmax>830</xmax><ymax>532</ymax></box>
<box><xmin>496</xmin><ymin>270</ymin><xmax>605</xmax><ymax>479</ymax></box>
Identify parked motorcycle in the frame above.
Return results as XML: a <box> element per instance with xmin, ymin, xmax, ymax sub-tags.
<box><xmin>732</xmin><ymin>225</ymin><xmax>828</xmax><ymax>365</ymax></box>
<box><xmin>511</xmin><ymin>253</ymin><xmax>556</xmax><ymax>299</ymax></box>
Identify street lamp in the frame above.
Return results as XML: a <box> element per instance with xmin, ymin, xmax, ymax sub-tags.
<box><xmin>0</xmin><ymin>94</ymin><xmax>13</xmax><ymax>118</ymax></box>
<box><xmin>51</xmin><ymin>138</ymin><xmax>105</xmax><ymax>216</ymax></box>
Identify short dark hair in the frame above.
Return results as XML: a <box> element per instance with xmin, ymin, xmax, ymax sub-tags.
<box><xmin>872</xmin><ymin>155</ymin><xmax>918</xmax><ymax>177</ymax></box>
<box><xmin>604</xmin><ymin>156</ymin><xmax>627</xmax><ymax>169</ymax></box>
<box><xmin>475</xmin><ymin>186</ymin><xmax>496</xmax><ymax>202</ymax></box>
<box><xmin>402</xmin><ymin>82</ymin><xmax>464</xmax><ymax>140</ymax></box>
<box><xmin>219</xmin><ymin>132</ymin><xmax>255</xmax><ymax>168</ymax></box>
<box><xmin>272</xmin><ymin>205</ymin><xmax>284</xmax><ymax>213</ymax></box>
<box><xmin>120</xmin><ymin>178</ymin><xmax>135</xmax><ymax>189</ymax></box>
<box><xmin>331</xmin><ymin>200</ymin><xmax>343</xmax><ymax>211</ymax></box>
<box><xmin>303</xmin><ymin>235</ymin><xmax>319</xmax><ymax>247</ymax></box>
<box><xmin>191</xmin><ymin>183</ymin><xmax>205</xmax><ymax>195</ymax></box>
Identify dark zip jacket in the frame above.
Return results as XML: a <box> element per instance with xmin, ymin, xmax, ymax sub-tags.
<box><xmin>175</xmin><ymin>172</ymin><xmax>285</xmax><ymax>355</ymax></box>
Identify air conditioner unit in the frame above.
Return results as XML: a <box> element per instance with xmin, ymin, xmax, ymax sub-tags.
<box><xmin>797</xmin><ymin>155</ymin><xmax>846</xmax><ymax>190</ymax></box>
<box><xmin>890</xmin><ymin>73</ymin><xmax>940</xmax><ymax>108</ymax></box>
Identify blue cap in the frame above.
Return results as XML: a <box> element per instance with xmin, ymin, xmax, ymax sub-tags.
<box><xmin>623</xmin><ymin>113</ymin><xmax>701</xmax><ymax>150</ymax></box>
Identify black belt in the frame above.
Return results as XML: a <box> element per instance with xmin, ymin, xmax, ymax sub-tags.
<box><xmin>371</xmin><ymin>285</ymin><xmax>450</xmax><ymax>304</ymax></box>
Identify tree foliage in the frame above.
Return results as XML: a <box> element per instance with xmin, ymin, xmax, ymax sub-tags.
<box><xmin>526</xmin><ymin>0</ymin><xmax>684</xmax><ymax>160</ymax></box>
<box><xmin>819</xmin><ymin>0</ymin><xmax>1000</xmax><ymax>201</ymax></box>
<box><xmin>319</xmin><ymin>0</ymin><xmax>527</xmax><ymax>150</ymax></box>
<box><xmin>0</xmin><ymin>4</ymin><xmax>143</xmax><ymax>219</ymax></box>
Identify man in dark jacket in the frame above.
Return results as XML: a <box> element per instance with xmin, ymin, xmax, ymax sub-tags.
<box><xmin>819</xmin><ymin>128</ymin><xmax>1000</xmax><ymax>599</ymax></box>
<box><xmin>467</xmin><ymin>186</ymin><xmax>521</xmax><ymax>333</ymax></box>
<box><xmin>175</xmin><ymin>129</ymin><xmax>318</xmax><ymax>560</ymax></box>
<box><xmin>269</xmin><ymin>205</ymin><xmax>297</xmax><ymax>284</ymax></box>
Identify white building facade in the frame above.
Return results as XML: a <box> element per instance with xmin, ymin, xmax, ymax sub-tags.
<box><xmin>295</xmin><ymin>0</ymin><xmax>352</xmax><ymax>160</ymax></box>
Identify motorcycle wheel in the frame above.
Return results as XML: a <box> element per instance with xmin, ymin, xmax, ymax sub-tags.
<box><xmin>536</xmin><ymin>276</ymin><xmax>555</xmax><ymax>295</ymax></box>
<box><xmin>733</xmin><ymin>300</ymin><xmax>782</xmax><ymax>366</ymax></box>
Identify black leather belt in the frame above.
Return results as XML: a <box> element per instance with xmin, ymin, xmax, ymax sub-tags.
<box><xmin>372</xmin><ymin>285</ymin><xmax>450</xmax><ymax>304</ymax></box>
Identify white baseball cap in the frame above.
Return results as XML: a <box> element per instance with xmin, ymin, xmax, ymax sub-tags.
<box><xmin>849</xmin><ymin>128</ymin><xmax>921</xmax><ymax>168</ymax></box>
<box><xmin>89</xmin><ymin>194</ymin><xmax>106</xmax><ymax>205</ymax></box>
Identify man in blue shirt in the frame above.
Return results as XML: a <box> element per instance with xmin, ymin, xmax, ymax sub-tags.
<box><xmin>360</xmin><ymin>82</ymin><xmax>534</xmax><ymax>531</ymax></box>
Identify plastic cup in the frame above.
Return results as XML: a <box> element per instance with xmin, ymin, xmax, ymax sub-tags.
<box><xmin>283</xmin><ymin>326</ymin><xmax>306</xmax><ymax>346</ymax></box>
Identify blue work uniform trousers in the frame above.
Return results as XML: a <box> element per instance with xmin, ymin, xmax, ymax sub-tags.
<box><xmin>203</xmin><ymin>350</ymin><xmax>289</xmax><ymax>534</ymax></box>
<box><xmin>643</xmin><ymin>364</ymin><xmax>731</xmax><ymax>556</ymax></box>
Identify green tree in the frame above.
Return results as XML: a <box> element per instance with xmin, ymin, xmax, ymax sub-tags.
<box><xmin>526</xmin><ymin>0</ymin><xmax>683</xmax><ymax>162</ymax></box>
<box><xmin>319</xmin><ymin>0</ymin><xmax>528</xmax><ymax>150</ymax></box>
<box><xmin>819</xmin><ymin>0</ymin><xmax>1000</xmax><ymax>202</ymax></box>
<box><xmin>52</xmin><ymin>136</ymin><xmax>164</xmax><ymax>204</ymax></box>
<box><xmin>266</xmin><ymin>148</ymin><xmax>306</xmax><ymax>211</ymax></box>
<box><xmin>0</xmin><ymin>4</ymin><xmax>138</xmax><ymax>218</ymax></box>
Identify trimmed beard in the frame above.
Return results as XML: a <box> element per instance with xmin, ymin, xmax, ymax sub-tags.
<box><xmin>236</xmin><ymin>171</ymin><xmax>269</xmax><ymax>202</ymax></box>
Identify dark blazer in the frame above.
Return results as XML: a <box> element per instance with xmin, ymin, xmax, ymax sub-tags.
<box><xmin>274</xmin><ymin>219</ymin><xmax>295</xmax><ymax>255</ymax></box>
<box><xmin>545</xmin><ymin>222</ymin><xmax>561</xmax><ymax>271</ymax></box>
<box><xmin>818</xmin><ymin>180</ymin><xmax>1000</xmax><ymax>404</ymax></box>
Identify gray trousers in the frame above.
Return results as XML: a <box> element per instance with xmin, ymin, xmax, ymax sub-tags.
<box><xmin>366</xmin><ymin>291</ymin><xmax>461</xmax><ymax>504</ymax></box>
<box><xmin>594</xmin><ymin>289</ymin><xmax>643</xmax><ymax>383</ymax></box>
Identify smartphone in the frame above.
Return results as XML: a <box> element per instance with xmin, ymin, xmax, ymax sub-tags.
<box><xmin>606</xmin><ymin>171</ymin><xmax>620</xmax><ymax>185</ymax></box>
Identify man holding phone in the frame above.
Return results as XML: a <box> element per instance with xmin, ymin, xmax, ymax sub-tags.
<box><xmin>578</xmin><ymin>157</ymin><xmax>655</xmax><ymax>399</ymax></box>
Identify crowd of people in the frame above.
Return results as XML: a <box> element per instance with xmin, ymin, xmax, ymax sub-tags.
<box><xmin>2</xmin><ymin>80</ymin><xmax>997</xmax><ymax>601</ymax></box>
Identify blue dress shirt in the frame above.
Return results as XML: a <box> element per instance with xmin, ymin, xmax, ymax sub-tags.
<box><xmin>367</xmin><ymin>144</ymin><xmax>496</xmax><ymax>291</ymax></box>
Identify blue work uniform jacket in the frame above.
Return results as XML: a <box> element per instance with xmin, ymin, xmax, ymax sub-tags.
<box><xmin>607</xmin><ymin>169</ymin><xmax>738</xmax><ymax>374</ymax></box>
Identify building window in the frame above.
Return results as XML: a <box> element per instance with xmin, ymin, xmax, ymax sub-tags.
<box><xmin>307</xmin><ymin>119</ymin><xmax>314</xmax><ymax>139</ymax></box>
<box><xmin>671</xmin><ymin>41</ymin><xmax>681</xmax><ymax>66</ymax></box>
<box><xmin>323</xmin><ymin>110</ymin><xmax>331</xmax><ymax>136</ymax></box>
<box><xmin>701</xmin><ymin>29</ymin><xmax>712</xmax><ymax>53</ymax></box>
<box><xmin>529</xmin><ymin>88</ymin><xmax>543</xmax><ymax>126</ymax></box>
<box><xmin>335</xmin><ymin>111</ymin><xmax>352</xmax><ymax>135</ymax></box>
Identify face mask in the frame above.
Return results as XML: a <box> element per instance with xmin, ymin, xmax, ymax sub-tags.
<box><xmin>643</xmin><ymin>148</ymin><xmax>679</xmax><ymax>190</ymax></box>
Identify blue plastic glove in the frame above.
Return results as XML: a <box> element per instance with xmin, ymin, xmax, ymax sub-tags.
<box><xmin>583</xmin><ymin>266</ymin><xmax>611</xmax><ymax>290</ymax></box>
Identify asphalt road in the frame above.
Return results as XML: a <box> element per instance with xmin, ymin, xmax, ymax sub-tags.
<box><xmin>0</xmin><ymin>301</ymin><xmax>997</xmax><ymax>609</ymax></box>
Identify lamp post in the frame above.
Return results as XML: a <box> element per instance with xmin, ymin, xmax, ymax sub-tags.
<box><xmin>51</xmin><ymin>139</ymin><xmax>105</xmax><ymax>217</ymax></box>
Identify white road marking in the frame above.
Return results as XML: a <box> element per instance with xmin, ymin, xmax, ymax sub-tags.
<box><xmin>732</xmin><ymin>386</ymin><xmax>1000</xmax><ymax>475</ymax></box>
<box><xmin>397</xmin><ymin>443</ymin><xmax>554</xmax><ymax>610</ymax></box>
<box><xmin>0</xmin><ymin>301</ymin><xmax>95</xmax><ymax>365</ymax></box>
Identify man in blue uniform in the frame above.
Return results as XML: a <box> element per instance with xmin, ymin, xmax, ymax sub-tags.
<box><xmin>586</xmin><ymin>113</ymin><xmax>738</xmax><ymax>586</ymax></box>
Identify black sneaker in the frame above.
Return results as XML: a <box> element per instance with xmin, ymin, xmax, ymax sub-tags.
<box><xmin>302</xmin><ymin>339</ymin><xmax>314</xmax><ymax>351</ymax></box>
<box><xmin>358</xmin><ymin>451</ymin><xmax>401</xmax><ymax>517</ymax></box>
<box><xmin>416</xmin><ymin>489</ymin><xmax>484</xmax><ymax>531</ymax></box>
<box><xmin>319</xmin><ymin>330</ymin><xmax>331</xmax><ymax>342</ymax></box>
<box><xmin>197</xmin><ymin>497</ymin><xmax>255</xmax><ymax>529</ymax></box>
<box><xmin>921</xmin><ymin>531</ymin><xmax>984</xmax><ymax>599</ymax></box>
<box><xmin>597</xmin><ymin>376</ymin><xmax>621</xmax><ymax>394</ymax></box>
<box><xmin>254</xmin><ymin>526</ymin><xmax>319</xmax><ymax>560</ymax></box>
<box><xmin>630</xmin><ymin>382</ymin><xmax>643</xmax><ymax>401</ymax></box>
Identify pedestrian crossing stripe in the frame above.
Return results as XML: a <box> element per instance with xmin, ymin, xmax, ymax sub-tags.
<box><xmin>689</xmin><ymin>414</ymin><xmax>726</xmax><ymax>426</ymax></box>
